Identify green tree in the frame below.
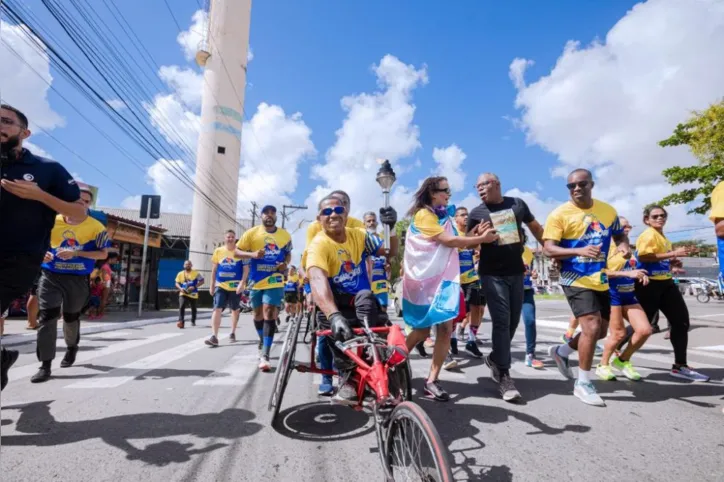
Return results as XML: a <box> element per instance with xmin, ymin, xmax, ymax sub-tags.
<box><xmin>659</xmin><ymin>99</ymin><xmax>724</xmax><ymax>215</ymax></box>
<box><xmin>389</xmin><ymin>217</ymin><xmax>411</xmax><ymax>282</ymax></box>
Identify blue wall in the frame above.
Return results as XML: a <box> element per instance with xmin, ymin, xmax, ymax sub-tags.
<box><xmin>158</xmin><ymin>258</ymin><xmax>184</xmax><ymax>289</ymax></box>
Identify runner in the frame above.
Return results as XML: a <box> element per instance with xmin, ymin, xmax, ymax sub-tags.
<box><xmin>453</xmin><ymin>207</ymin><xmax>484</xmax><ymax>359</ymax></box>
<box><xmin>363</xmin><ymin>211</ymin><xmax>391</xmax><ymax>313</ymax></box>
<box><xmin>305</xmin><ymin>190</ymin><xmax>365</xmax><ymax>246</ymax></box>
<box><xmin>404</xmin><ymin>177</ymin><xmax>496</xmax><ymax>401</ymax></box>
<box><xmin>521</xmin><ymin>235</ymin><xmax>544</xmax><ymax>368</ymax></box>
<box><xmin>31</xmin><ymin>187</ymin><xmax>110</xmax><ymax>383</ymax></box>
<box><xmin>175</xmin><ymin>260</ymin><xmax>204</xmax><ymax>328</ymax></box>
<box><xmin>595</xmin><ymin>216</ymin><xmax>652</xmax><ymax>381</ymax></box>
<box><xmin>236</xmin><ymin>205</ymin><xmax>292</xmax><ymax>372</ymax></box>
<box><xmin>206</xmin><ymin>230</ymin><xmax>244</xmax><ymax>346</ymax></box>
<box><xmin>1</xmin><ymin>104</ymin><xmax>84</xmax><ymax>391</ymax></box>
<box><xmin>283</xmin><ymin>266</ymin><xmax>301</xmax><ymax>323</ymax></box>
<box><xmin>466</xmin><ymin>172</ymin><xmax>545</xmax><ymax>402</ymax></box>
<box><xmin>561</xmin><ymin>315</ymin><xmax>604</xmax><ymax>355</ymax></box>
<box><xmin>544</xmin><ymin>168</ymin><xmax>629</xmax><ymax>406</ymax></box>
<box><xmin>634</xmin><ymin>205</ymin><xmax>709</xmax><ymax>382</ymax></box>
<box><xmin>306</xmin><ymin>194</ymin><xmax>397</xmax><ymax>404</ymax></box>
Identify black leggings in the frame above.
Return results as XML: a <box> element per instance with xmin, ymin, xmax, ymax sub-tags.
<box><xmin>634</xmin><ymin>279</ymin><xmax>689</xmax><ymax>365</ymax></box>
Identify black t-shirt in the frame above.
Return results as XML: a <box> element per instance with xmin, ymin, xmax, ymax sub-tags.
<box><xmin>0</xmin><ymin>149</ymin><xmax>80</xmax><ymax>255</ymax></box>
<box><xmin>466</xmin><ymin>197</ymin><xmax>534</xmax><ymax>276</ymax></box>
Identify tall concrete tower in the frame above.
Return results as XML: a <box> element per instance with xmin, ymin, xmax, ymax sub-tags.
<box><xmin>189</xmin><ymin>0</ymin><xmax>252</xmax><ymax>275</ymax></box>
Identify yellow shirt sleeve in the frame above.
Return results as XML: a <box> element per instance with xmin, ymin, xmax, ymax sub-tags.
<box><xmin>522</xmin><ymin>247</ymin><xmax>534</xmax><ymax>266</ymax></box>
<box><xmin>306</xmin><ymin>222</ymin><xmax>322</xmax><ymax>246</ymax></box>
<box><xmin>709</xmin><ymin>182</ymin><xmax>724</xmax><ymax>221</ymax></box>
<box><xmin>306</xmin><ymin>238</ymin><xmax>333</xmax><ymax>275</ymax></box>
<box><xmin>347</xmin><ymin>216</ymin><xmax>365</xmax><ymax>229</ymax></box>
<box><xmin>175</xmin><ymin>272</ymin><xmax>184</xmax><ymax>284</ymax></box>
<box><xmin>211</xmin><ymin>248</ymin><xmax>221</xmax><ymax>265</ymax></box>
<box><xmin>236</xmin><ymin>228</ymin><xmax>253</xmax><ymax>252</ymax></box>
<box><xmin>413</xmin><ymin>209</ymin><xmax>444</xmax><ymax>238</ymax></box>
<box><xmin>542</xmin><ymin>210</ymin><xmax>564</xmax><ymax>241</ymax></box>
<box><xmin>635</xmin><ymin>229</ymin><xmax>661</xmax><ymax>256</ymax></box>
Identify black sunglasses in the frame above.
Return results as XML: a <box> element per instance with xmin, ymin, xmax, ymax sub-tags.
<box><xmin>649</xmin><ymin>214</ymin><xmax>667</xmax><ymax>220</ymax></box>
<box><xmin>320</xmin><ymin>206</ymin><xmax>346</xmax><ymax>216</ymax></box>
<box><xmin>433</xmin><ymin>187</ymin><xmax>451</xmax><ymax>195</ymax></box>
<box><xmin>566</xmin><ymin>180</ymin><xmax>590</xmax><ymax>190</ymax></box>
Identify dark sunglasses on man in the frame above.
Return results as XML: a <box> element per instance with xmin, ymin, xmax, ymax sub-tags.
<box><xmin>320</xmin><ymin>206</ymin><xmax>346</xmax><ymax>216</ymax></box>
<box><xmin>566</xmin><ymin>180</ymin><xmax>590</xmax><ymax>190</ymax></box>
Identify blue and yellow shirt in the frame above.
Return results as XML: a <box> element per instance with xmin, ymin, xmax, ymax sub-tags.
<box><xmin>709</xmin><ymin>181</ymin><xmax>724</xmax><ymax>281</ymax></box>
<box><xmin>522</xmin><ymin>246</ymin><xmax>534</xmax><ymax>290</ymax></box>
<box><xmin>284</xmin><ymin>273</ymin><xmax>300</xmax><ymax>293</ymax></box>
<box><xmin>543</xmin><ymin>200</ymin><xmax>622</xmax><ymax>291</ymax></box>
<box><xmin>635</xmin><ymin>227</ymin><xmax>672</xmax><ymax>280</ymax></box>
<box><xmin>42</xmin><ymin>215</ymin><xmax>110</xmax><ymax>275</ymax></box>
<box><xmin>607</xmin><ymin>246</ymin><xmax>636</xmax><ymax>294</ymax></box>
<box><xmin>212</xmin><ymin>247</ymin><xmax>243</xmax><ymax>291</ymax></box>
<box><xmin>370</xmin><ymin>255</ymin><xmax>388</xmax><ymax>295</ymax></box>
<box><xmin>236</xmin><ymin>225</ymin><xmax>292</xmax><ymax>290</ymax></box>
<box><xmin>175</xmin><ymin>270</ymin><xmax>204</xmax><ymax>299</ymax></box>
<box><xmin>306</xmin><ymin>227</ymin><xmax>383</xmax><ymax>296</ymax></box>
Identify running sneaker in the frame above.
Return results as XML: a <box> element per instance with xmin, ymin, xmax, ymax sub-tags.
<box><xmin>548</xmin><ymin>345</ymin><xmax>574</xmax><ymax>379</ymax></box>
<box><xmin>670</xmin><ymin>365</ymin><xmax>710</xmax><ymax>382</ymax></box>
<box><xmin>573</xmin><ymin>380</ymin><xmax>605</xmax><ymax>406</ymax></box>
<box><xmin>258</xmin><ymin>357</ymin><xmax>271</xmax><ymax>372</ymax></box>
<box><xmin>595</xmin><ymin>364</ymin><xmax>617</xmax><ymax>381</ymax></box>
<box><xmin>594</xmin><ymin>343</ymin><xmax>604</xmax><ymax>356</ymax></box>
<box><xmin>456</xmin><ymin>324</ymin><xmax>465</xmax><ymax>341</ymax></box>
<box><xmin>561</xmin><ymin>332</ymin><xmax>573</xmax><ymax>344</ymax></box>
<box><xmin>424</xmin><ymin>337</ymin><xmax>435</xmax><ymax>348</ymax></box>
<box><xmin>450</xmin><ymin>337</ymin><xmax>459</xmax><ymax>355</ymax></box>
<box><xmin>611</xmin><ymin>357</ymin><xmax>641</xmax><ymax>381</ymax></box>
<box><xmin>415</xmin><ymin>342</ymin><xmax>429</xmax><ymax>358</ymax></box>
<box><xmin>60</xmin><ymin>347</ymin><xmax>78</xmax><ymax>368</ymax></box>
<box><xmin>318</xmin><ymin>375</ymin><xmax>334</xmax><ymax>396</ymax></box>
<box><xmin>484</xmin><ymin>354</ymin><xmax>501</xmax><ymax>383</ymax></box>
<box><xmin>229</xmin><ymin>333</ymin><xmax>236</xmax><ymax>343</ymax></box>
<box><xmin>499</xmin><ymin>373</ymin><xmax>522</xmax><ymax>402</ymax></box>
<box><xmin>205</xmin><ymin>335</ymin><xmax>219</xmax><ymax>347</ymax></box>
<box><xmin>333</xmin><ymin>383</ymin><xmax>358</xmax><ymax>405</ymax></box>
<box><xmin>525</xmin><ymin>354</ymin><xmax>544</xmax><ymax>369</ymax></box>
<box><xmin>424</xmin><ymin>380</ymin><xmax>450</xmax><ymax>402</ymax></box>
<box><xmin>443</xmin><ymin>352</ymin><xmax>458</xmax><ymax>370</ymax></box>
<box><xmin>176</xmin><ymin>321</ymin><xmax>184</xmax><ymax>329</ymax></box>
<box><xmin>465</xmin><ymin>341</ymin><xmax>483</xmax><ymax>359</ymax></box>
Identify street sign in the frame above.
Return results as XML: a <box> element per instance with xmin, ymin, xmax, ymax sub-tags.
<box><xmin>140</xmin><ymin>195</ymin><xmax>161</xmax><ymax>219</ymax></box>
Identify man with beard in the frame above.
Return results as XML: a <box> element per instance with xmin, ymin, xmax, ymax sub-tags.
<box><xmin>1</xmin><ymin>104</ymin><xmax>85</xmax><ymax>391</ymax></box>
<box><xmin>175</xmin><ymin>260</ymin><xmax>204</xmax><ymax>328</ymax></box>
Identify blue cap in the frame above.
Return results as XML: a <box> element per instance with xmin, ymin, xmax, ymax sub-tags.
<box><xmin>261</xmin><ymin>205</ymin><xmax>277</xmax><ymax>214</ymax></box>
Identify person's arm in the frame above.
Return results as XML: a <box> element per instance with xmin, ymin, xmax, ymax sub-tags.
<box><xmin>0</xmin><ymin>179</ymin><xmax>85</xmax><ymax>218</ymax></box>
<box><xmin>715</xmin><ymin>219</ymin><xmax>724</xmax><ymax>238</ymax></box>
<box><xmin>73</xmin><ymin>248</ymin><xmax>109</xmax><ymax>260</ymax></box>
<box><xmin>237</xmin><ymin>263</ymin><xmax>250</xmax><ymax>294</ymax></box>
<box><xmin>543</xmin><ymin>239</ymin><xmax>601</xmax><ymax>260</ymax></box>
<box><xmin>308</xmin><ymin>266</ymin><xmax>340</xmax><ymax>317</ymax></box>
<box><xmin>607</xmin><ymin>268</ymin><xmax>648</xmax><ymax>281</ymax></box>
<box><xmin>526</xmin><ymin>219</ymin><xmax>545</xmax><ymax>245</ymax></box>
<box><xmin>637</xmin><ymin>248</ymin><xmax>689</xmax><ymax>263</ymax></box>
<box><xmin>434</xmin><ymin>222</ymin><xmax>498</xmax><ymax>249</ymax></box>
<box><xmin>209</xmin><ymin>263</ymin><xmax>218</xmax><ymax>294</ymax></box>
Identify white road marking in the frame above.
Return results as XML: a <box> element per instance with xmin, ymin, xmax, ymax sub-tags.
<box><xmin>693</xmin><ymin>314</ymin><xmax>724</xmax><ymax>318</ymax></box>
<box><xmin>697</xmin><ymin>345</ymin><xmax>724</xmax><ymax>351</ymax></box>
<box><xmin>66</xmin><ymin>335</ymin><xmax>229</xmax><ymax>389</ymax></box>
<box><xmin>84</xmin><ymin>331</ymin><xmax>132</xmax><ymax>339</ymax></box>
<box><xmin>194</xmin><ymin>350</ymin><xmax>259</xmax><ymax>386</ymax></box>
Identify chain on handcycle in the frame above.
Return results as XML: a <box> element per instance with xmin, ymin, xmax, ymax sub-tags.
<box><xmin>268</xmin><ymin>310</ymin><xmax>453</xmax><ymax>481</ymax></box>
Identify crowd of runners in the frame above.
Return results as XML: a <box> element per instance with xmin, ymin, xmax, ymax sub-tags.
<box><xmin>1</xmin><ymin>102</ymin><xmax>721</xmax><ymax>413</ymax></box>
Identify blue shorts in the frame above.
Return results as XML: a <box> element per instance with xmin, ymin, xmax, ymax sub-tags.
<box><xmin>375</xmin><ymin>292</ymin><xmax>388</xmax><ymax>307</ymax></box>
<box><xmin>89</xmin><ymin>296</ymin><xmax>101</xmax><ymax>307</ymax></box>
<box><xmin>214</xmin><ymin>288</ymin><xmax>241</xmax><ymax>311</ymax></box>
<box><xmin>609</xmin><ymin>288</ymin><xmax>638</xmax><ymax>307</ymax></box>
<box><xmin>250</xmin><ymin>287</ymin><xmax>284</xmax><ymax>309</ymax></box>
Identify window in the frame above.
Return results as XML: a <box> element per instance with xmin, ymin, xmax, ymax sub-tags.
<box><xmin>217</xmin><ymin>146</ymin><xmax>226</xmax><ymax>154</ymax></box>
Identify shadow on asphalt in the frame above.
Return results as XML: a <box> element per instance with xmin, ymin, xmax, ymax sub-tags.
<box><xmin>47</xmin><ymin>363</ymin><xmax>217</xmax><ymax>381</ymax></box>
<box><xmin>273</xmin><ymin>401</ymin><xmax>375</xmax><ymax>442</ymax></box>
<box><xmin>2</xmin><ymin>401</ymin><xmax>263</xmax><ymax>466</ymax></box>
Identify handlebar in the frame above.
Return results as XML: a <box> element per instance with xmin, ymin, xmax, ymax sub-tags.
<box><xmin>316</xmin><ymin>326</ymin><xmax>390</xmax><ymax>337</ymax></box>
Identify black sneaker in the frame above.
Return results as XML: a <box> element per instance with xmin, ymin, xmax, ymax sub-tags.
<box><xmin>465</xmin><ymin>341</ymin><xmax>483</xmax><ymax>358</ymax></box>
<box><xmin>415</xmin><ymin>342</ymin><xmax>429</xmax><ymax>358</ymax></box>
<box><xmin>499</xmin><ymin>373</ymin><xmax>522</xmax><ymax>402</ymax></box>
<box><xmin>60</xmin><ymin>347</ymin><xmax>78</xmax><ymax>368</ymax></box>
<box><xmin>424</xmin><ymin>380</ymin><xmax>450</xmax><ymax>402</ymax></box>
<box><xmin>485</xmin><ymin>354</ymin><xmax>500</xmax><ymax>383</ymax></box>
<box><xmin>191</xmin><ymin>321</ymin><xmax>196</xmax><ymax>327</ymax></box>
<box><xmin>450</xmin><ymin>337</ymin><xmax>458</xmax><ymax>355</ymax></box>
<box><xmin>285</xmin><ymin>315</ymin><xmax>291</xmax><ymax>323</ymax></box>
<box><xmin>229</xmin><ymin>333</ymin><xmax>236</xmax><ymax>343</ymax></box>
<box><xmin>205</xmin><ymin>335</ymin><xmax>219</xmax><ymax>347</ymax></box>
<box><xmin>31</xmin><ymin>365</ymin><xmax>52</xmax><ymax>383</ymax></box>
<box><xmin>1</xmin><ymin>349</ymin><xmax>20</xmax><ymax>390</ymax></box>
<box><xmin>332</xmin><ymin>383</ymin><xmax>358</xmax><ymax>406</ymax></box>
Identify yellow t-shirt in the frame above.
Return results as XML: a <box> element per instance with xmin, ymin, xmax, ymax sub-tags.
<box><xmin>42</xmin><ymin>215</ymin><xmax>110</xmax><ymax>275</ymax></box>
<box><xmin>284</xmin><ymin>273</ymin><xmax>300</xmax><ymax>292</ymax></box>
<box><xmin>211</xmin><ymin>247</ymin><xmax>243</xmax><ymax>291</ymax></box>
<box><xmin>175</xmin><ymin>269</ymin><xmax>204</xmax><ymax>299</ymax></box>
<box><xmin>305</xmin><ymin>216</ymin><xmax>365</xmax><ymax>246</ymax></box>
<box><xmin>635</xmin><ymin>227</ymin><xmax>673</xmax><ymax>280</ymax></box>
<box><xmin>306</xmin><ymin>227</ymin><xmax>383</xmax><ymax>295</ymax></box>
<box><xmin>236</xmin><ymin>225</ymin><xmax>292</xmax><ymax>290</ymax></box>
<box><xmin>522</xmin><ymin>246</ymin><xmax>534</xmax><ymax>289</ymax></box>
<box><xmin>543</xmin><ymin>200</ymin><xmax>622</xmax><ymax>291</ymax></box>
<box><xmin>709</xmin><ymin>181</ymin><xmax>724</xmax><ymax>221</ymax></box>
<box><xmin>412</xmin><ymin>209</ymin><xmax>445</xmax><ymax>238</ymax></box>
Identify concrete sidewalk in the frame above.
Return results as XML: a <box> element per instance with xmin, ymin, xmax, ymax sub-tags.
<box><xmin>0</xmin><ymin>309</ymin><xmax>213</xmax><ymax>347</ymax></box>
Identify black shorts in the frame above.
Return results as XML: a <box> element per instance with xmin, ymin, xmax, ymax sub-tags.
<box><xmin>30</xmin><ymin>272</ymin><xmax>42</xmax><ymax>296</ymax></box>
<box><xmin>562</xmin><ymin>286</ymin><xmax>611</xmax><ymax>321</ymax></box>
<box><xmin>284</xmin><ymin>292</ymin><xmax>298</xmax><ymax>303</ymax></box>
<box><xmin>461</xmin><ymin>281</ymin><xmax>485</xmax><ymax>311</ymax></box>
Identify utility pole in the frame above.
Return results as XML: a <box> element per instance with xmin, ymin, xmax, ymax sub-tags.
<box><xmin>250</xmin><ymin>201</ymin><xmax>259</xmax><ymax>227</ymax></box>
<box><xmin>188</xmin><ymin>0</ymin><xmax>252</xmax><ymax>274</ymax></box>
<box><xmin>281</xmin><ymin>204</ymin><xmax>308</xmax><ymax>229</ymax></box>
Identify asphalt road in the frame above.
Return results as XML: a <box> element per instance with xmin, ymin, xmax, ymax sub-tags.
<box><xmin>2</xmin><ymin>298</ymin><xmax>723</xmax><ymax>481</ymax></box>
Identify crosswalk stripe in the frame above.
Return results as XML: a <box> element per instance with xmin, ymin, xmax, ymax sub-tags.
<box><xmin>10</xmin><ymin>333</ymin><xmax>183</xmax><ymax>382</ymax></box>
<box><xmin>194</xmin><ymin>350</ymin><xmax>259</xmax><ymax>386</ymax></box>
<box><xmin>85</xmin><ymin>331</ymin><xmax>133</xmax><ymax>339</ymax></box>
<box><xmin>65</xmin><ymin>335</ymin><xmax>230</xmax><ymax>389</ymax></box>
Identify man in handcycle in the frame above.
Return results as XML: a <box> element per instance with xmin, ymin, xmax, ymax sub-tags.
<box><xmin>306</xmin><ymin>194</ymin><xmax>398</xmax><ymax>405</ymax></box>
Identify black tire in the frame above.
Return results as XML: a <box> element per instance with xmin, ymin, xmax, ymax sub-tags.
<box><xmin>697</xmin><ymin>292</ymin><xmax>710</xmax><ymax>303</ymax></box>
<box><xmin>383</xmin><ymin>401</ymin><xmax>453</xmax><ymax>482</ymax></box>
<box><xmin>387</xmin><ymin>360</ymin><xmax>413</xmax><ymax>402</ymax></box>
<box><xmin>268</xmin><ymin>316</ymin><xmax>302</xmax><ymax>426</ymax></box>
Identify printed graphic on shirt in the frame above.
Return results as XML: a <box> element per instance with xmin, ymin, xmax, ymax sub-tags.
<box><xmin>489</xmin><ymin>209</ymin><xmax>520</xmax><ymax>246</ymax></box>
<box><xmin>43</xmin><ymin>216</ymin><xmax>110</xmax><ymax>275</ymax></box>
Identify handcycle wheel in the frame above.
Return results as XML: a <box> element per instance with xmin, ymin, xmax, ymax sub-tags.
<box><xmin>302</xmin><ymin>307</ymin><xmax>316</xmax><ymax>344</ymax></box>
<box><xmin>696</xmin><ymin>292</ymin><xmax>710</xmax><ymax>303</ymax></box>
<box><xmin>268</xmin><ymin>314</ymin><xmax>302</xmax><ymax>426</ymax></box>
<box><xmin>387</xmin><ymin>360</ymin><xmax>413</xmax><ymax>402</ymax></box>
<box><xmin>383</xmin><ymin>401</ymin><xmax>453</xmax><ymax>482</ymax></box>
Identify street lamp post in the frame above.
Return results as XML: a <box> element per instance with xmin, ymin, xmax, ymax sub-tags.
<box><xmin>375</xmin><ymin>159</ymin><xmax>397</xmax><ymax>249</ymax></box>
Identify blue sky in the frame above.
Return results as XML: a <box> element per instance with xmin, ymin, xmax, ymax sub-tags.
<box><xmin>4</xmin><ymin>0</ymin><xmax>723</xmax><ymax>245</ymax></box>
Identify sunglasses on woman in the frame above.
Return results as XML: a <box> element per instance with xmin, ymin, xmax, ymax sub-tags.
<box><xmin>320</xmin><ymin>206</ymin><xmax>346</xmax><ymax>216</ymax></box>
<box><xmin>434</xmin><ymin>187</ymin><xmax>451</xmax><ymax>195</ymax></box>
<box><xmin>649</xmin><ymin>213</ymin><xmax>667</xmax><ymax>220</ymax></box>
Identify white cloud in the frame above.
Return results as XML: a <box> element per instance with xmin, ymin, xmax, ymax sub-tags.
<box><xmin>107</xmin><ymin>99</ymin><xmax>127</xmax><ymax>110</ymax></box>
<box><xmin>121</xmin><ymin>159</ymin><xmax>196</xmax><ymax>213</ymax></box>
<box><xmin>177</xmin><ymin>10</ymin><xmax>208</xmax><ymax>62</ymax></box>
<box><xmin>509</xmin><ymin>0</ymin><xmax>724</xmax><ymax>232</ymax></box>
<box><xmin>24</xmin><ymin>141</ymin><xmax>53</xmax><ymax>160</ymax></box>
<box><xmin>248</xmin><ymin>47</ymin><xmax>254</xmax><ymax>63</ymax></box>
<box><xmin>432</xmin><ymin>144</ymin><xmax>467</xmax><ymax>192</ymax></box>
<box><xmin>509</xmin><ymin>57</ymin><xmax>534</xmax><ymax>90</ymax></box>
<box><xmin>0</xmin><ymin>20</ymin><xmax>64</xmax><ymax>131</ymax></box>
<box><xmin>158</xmin><ymin>66</ymin><xmax>203</xmax><ymax>109</ymax></box>
<box><xmin>145</xmin><ymin>93</ymin><xmax>200</xmax><ymax>149</ymax></box>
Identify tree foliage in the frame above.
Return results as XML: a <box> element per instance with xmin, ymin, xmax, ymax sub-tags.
<box><xmin>659</xmin><ymin>99</ymin><xmax>724</xmax><ymax>215</ymax></box>
<box><xmin>389</xmin><ymin>217</ymin><xmax>411</xmax><ymax>282</ymax></box>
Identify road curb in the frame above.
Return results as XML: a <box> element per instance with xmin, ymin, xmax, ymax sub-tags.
<box><xmin>1</xmin><ymin>313</ymin><xmax>213</xmax><ymax>347</ymax></box>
